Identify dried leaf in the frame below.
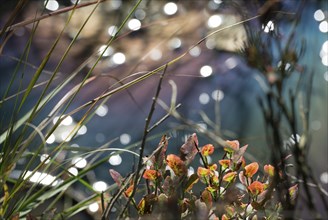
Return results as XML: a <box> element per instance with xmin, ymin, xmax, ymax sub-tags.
<box><xmin>185</xmin><ymin>173</ymin><xmax>199</xmax><ymax>192</ymax></box>
<box><xmin>11</xmin><ymin>214</ymin><xmax>20</xmax><ymax>220</ymax></box>
<box><xmin>152</xmin><ymin>135</ymin><xmax>169</xmax><ymax>169</ymax></box>
<box><xmin>251</xmin><ymin>201</ymin><xmax>263</xmax><ymax>210</ymax></box>
<box><xmin>257</xmin><ymin>189</ymin><xmax>269</xmax><ymax>203</ymax></box>
<box><xmin>138</xmin><ymin>194</ymin><xmax>157</xmax><ymax>215</ymax></box>
<box><xmin>224</xmin><ymin>140</ymin><xmax>240</xmax><ymax>153</ymax></box>
<box><xmin>195</xmin><ymin>199</ymin><xmax>209</xmax><ymax>219</ymax></box>
<box><xmin>180</xmin><ymin>133</ymin><xmax>198</xmax><ymax>165</ymax></box>
<box><xmin>26</xmin><ymin>213</ymin><xmax>37</xmax><ymax>220</ymax></box>
<box><xmin>109</xmin><ymin>169</ymin><xmax>123</xmax><ymax>187</ymax></box>
<box><xmin>162</xmin><ymin>176</ymin><xmax>174</xmax><ymax>196</ymax></box>
<box><xmin>231</xmin><ymin>144</ymin><xmax>248</xmax><ymax>164</ymax></box>
<box><xmin>239</xmin><ymin>171</ymin><xmax>247</xmax><ymax>185</ymax></box>
<box><xmin>201</xmin><ymin>189</ymin><xmax>213</xmax><ymax>208</ymax></box>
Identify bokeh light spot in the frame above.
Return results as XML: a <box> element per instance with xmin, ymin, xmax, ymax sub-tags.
<box><xmin>96</xmin><ymin>104</ymin><xmax>108</xmax><ymax>117</ymax></box>
<box><xmin>108</xmin><ymin>26</ymin><xmax>118</xmax><ymax>37</ymax></box>
<box><xmin>320</xmin><ymin>172</ymin><xmax>328</xmax><ymax>184</ymax></box>
<box><xmin>88</xmin><ymin>202</ymin><xmax>99</xmax><ymax>213</ymax></box>
<box><xmin>199</xmin><ymin>93</ymin><xmax>210</xmax><ymax>105</ymax></box>
<box><xmin>163</xmin><ymin>2</ymin><xmax>178</xmax><ymax>15</ymax></box>
<box><xmin>208</xmin><ymin>15</ymin><xmax>222</xmax><ymax>28</ymax></box>
<box><xmin>112</xmin><ymin>52</ymin><xmax>126</xmax><ymax>65</ymax></box>
<box><xmin>108</xmin><ymin>154</ymin><xmax>122</xmax><ymax>166</ymax></box>
<box><xmin>120</xmin><ymin>133</ymin><xmax>131</xmax><ymax>145</ymax></box>
<box><xmin>44</xmin><ymin>0</ymin><xmax>59</xmax><ymax>11</ymax></box>
<box><xmin>93</xmin><ymin>181</ymin><xmax>107</xmax><ymax>192</ymax></box>
<box><xmin>72</xmin><ymin>157</ymin><xmax>87</xmax><ymax>169</ymax></box>
<box><xmin>46</xmin><ymin>134</ymin><xmax>55</xmax><ymax>144</ymax></box>
<box><xmin>40</xmin><ymin>154</ymin><xmax>50</xmax><ymax>164</ymax></box>
<box><xmin>189</xmin><ymin>46</ymin><xmax>201</xmax><ymax>57</ymax></box>
<box><xmin>319</xmin><ymin>20</ymin><xmax>328</xmax><ymax>33</ymax></box>
<box><xmin>211</xmin><ymin>90</ymin><xmax>224</xmax><ymax>101</ymax></box>
<box><xmin>128</xmin><ymin>19</ymin><xmax>141</xmax><ymax>31</ymax></box>
<box><xmin>200</xmin><ymin>65</ymin><xmax>213</xmax><ymax>77</ymax></box>
<box><xmin>314</xmin><ymin>9</ymin><xmax>325</xmax><ymax>21</ymax></box>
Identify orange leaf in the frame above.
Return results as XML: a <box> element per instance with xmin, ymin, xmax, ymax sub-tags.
<box><xmin>244</xmin><ymin>162</ymin><xmax>259</xmax><ymax>178</ymax></box>
<box><xmin>219</xmin><ymin>159</ymin><xmax>231</xmax><ymax>169</ymax></box>
<box><xmin>248</xmin><ymin>181</ymin><xmax>264</xmax><ymax>195</ymax></box>
<box><xmin>289</xmin><ymin>184</ymin><xmax>298</xmax><ymax>200</ymax></box>
<box><xmin>223</xmin><ymin>171</ymin><xmax>237</xmax><ymax>182</ymax></box>
<box><xmin>143</xmin><ymin>169</ymin><xmax>160</xmax><ymax>181</ymax></box>
<box><xmin>264</xmin><ymin>164</ymin><xmax>275</xmax><ymax>177</ymax></box>
<box><xmin>197</xmin><ymin>167</ymin><xmax>211</xmax><ymax>183</ymax></box>
<box><xmin>201</xmin><ymin>144</ymin><xmax>214</xmax><ymax>156</ymax></box>
<box><xmin>224</xmin><ymin>140</ymin><xmax>240</xmax><ymax>153</ymax></box>
<box><xmin>208</xmin><ymin>163</ymin><xmax>217</xmax><ymax>171</ymax></box>
<box><xmin>197</xmin><ymin>167</ymin><xmax>211</xmax><ymax>177</ymax></box>
<box><xmin>124</xmin><ymin>184</ymin><xmax>134</xmax><ymax>198</ymax></box>
<box><xmin>137</xmin><ymin>198</ymin><xmax>146</xmax><ymax>215</ymax></box>
<box><xmin>166</xmin><ymin>154</ymin><xmax>187</xmax><ymax>176</ymax></box>
<box><xmin>211</xmin><ymin>175</ymin><xmax>219</xmax><ymax>184</ymax></box>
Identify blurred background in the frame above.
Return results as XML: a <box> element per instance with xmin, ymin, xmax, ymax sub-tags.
<box><xmin>0</xmin><ymin>0</ymin><xmax>327</xmax><ymax>219</ymax></box>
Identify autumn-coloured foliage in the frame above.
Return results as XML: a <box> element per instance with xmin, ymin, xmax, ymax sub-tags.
<box><xmin>109</xmin><ymin>133</ymin><xmax>298</xmax><ymax>219</ymax></box>
<box><xmin>244</xmin><ymin>162</ymin><xmax>259</xmax><ymax>178</ymax></box>
<box><xmin>201</xmin><ymin>144</ymin><xmax>215</xmax><ymax>156</ymax></box>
